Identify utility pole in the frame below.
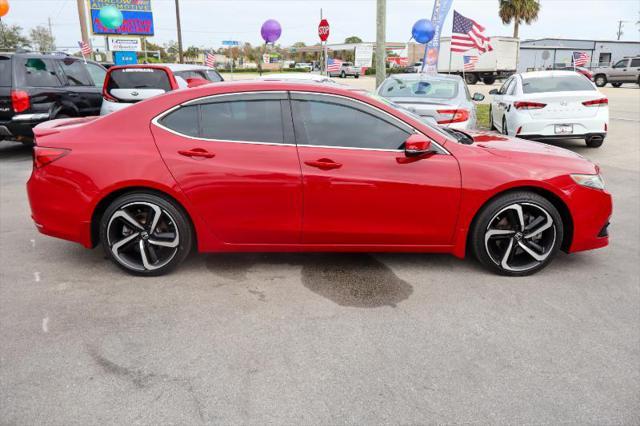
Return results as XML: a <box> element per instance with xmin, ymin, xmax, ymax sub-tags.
<box><xmin>175</xmin><ymin>0</ymin><xmax>184</xmax><ymax>63</ymax></box>
<box><xmin>616</xmin><ymin>20</ymin><xmax>624</xmax><ymax>40</ymax></box>
<box><xmin>375</xmin><ymin>0</ymin><xmax>386</xmax><ymax>88</ymax></box>
<box><xmin>48</xmin><ymin>17</ymin><xmax>53</xmax><ymax>40</ymax></box>
<box><xmin>76</xmin><ymin>0</ymin><xmax>90</xmax><ymax>53</ymax></box>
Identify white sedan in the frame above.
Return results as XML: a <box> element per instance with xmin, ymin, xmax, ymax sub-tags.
<box><xmin>489</xmin><ymin>71</ymin><xmax>608</xmax><ymax>148</ymax></box>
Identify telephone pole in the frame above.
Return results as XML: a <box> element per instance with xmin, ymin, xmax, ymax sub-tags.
<box><xmin>175</xmin><ymin>0</ymin><xmax>184</xmax><ymax>63</ymax></box>
<box><xmin>76</xmin><ymin>0</ymin><xmax>90</xmax><ymax>50</ymax></box>
<box><xmin>375</xmin><ymin>0</ymin><xmax>387</xmax><ymax>88</ymax></box>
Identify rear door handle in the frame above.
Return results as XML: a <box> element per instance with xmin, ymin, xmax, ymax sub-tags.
<box><xmin>178</xmin><ymin>148</ymin><xmax>216</xmax><ymax>159</ymax></box>
<box><xmin>304</xmin><ymin>158</ymin><xmax>342</xmax><ymax>170</ymax></box>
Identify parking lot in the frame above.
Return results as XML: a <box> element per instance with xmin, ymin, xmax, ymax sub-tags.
<box><xmin>1</xmin><ymin>79</ymin><xmax>638</xmax><ymax>424</ymax></box>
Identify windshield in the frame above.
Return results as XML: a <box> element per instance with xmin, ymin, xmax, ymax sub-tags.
<box><xmin>522</xmin><ymin>75</ymin><xmax>595</xmax><ymax>93</ymax></box>
<box><xmin>379</xmin><ymin>78</ymin><xmax>459</xmax><ymax>100</ymax></box>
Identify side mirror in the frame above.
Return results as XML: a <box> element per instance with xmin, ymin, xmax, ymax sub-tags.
<box><xmin>472</xmin><ymin>92</ymin><xmax>485</xmax><ymax>102</ymax></box>
<box><xmin>404</xmin><ymin>134</ymin><xmax>433</xmax><ymax>157</ymax></box>
<box><xmin>489</xmin><ymin>89</ymin><xmax>498</xmax><ymax>95</ymax></box>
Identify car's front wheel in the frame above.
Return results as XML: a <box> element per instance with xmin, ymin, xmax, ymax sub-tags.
<box><xmin>340</xmin><ymin>71</ymin><xmax>346</xmax><ymax>78</ymax></box>
<box><xmin>99</xmin><ymin>192</ymin><xmax>193</xmax><ymax>276</ymax></box>
<box><xmin>594</xmin><ymin>74</ymin><xmax>607</xmax><ymax>87</ymax></box>
<box><xmin>611</xmin><ymin>82</ymin><xmax>623</xmax><ymax>88</ymax></box>
<box><xmin>470</xmin><ymin>191</ymin><xmax>563</xmax><ymax>276</ymax></box>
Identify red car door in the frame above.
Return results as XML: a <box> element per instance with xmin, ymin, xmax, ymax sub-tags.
<box><xmin>291</xmin><ymin>93</ymin><xmax>461</xmax><ymax>246</ymax></box>
<box><xmin>151</xmin><ymin>92</ymin><xmax>302</xmax><ymax>244</ymax></box>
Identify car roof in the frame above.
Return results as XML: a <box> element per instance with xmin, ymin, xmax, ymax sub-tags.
<box><xmin>259</xmin><ymin>73</ymin><xmax>332</xmax><ymax>82</ymax></box>
<box><xmin>108</xmin><ymin>63</ymin><xmax>214</xmax><ymax>73</ymax></box>
<box><xmin>519</xmin><ymin>70</ymin><xmax>585</xmax><ymax>79</ymax></box>
<box><xmin>383</xmin><ymin>73</ymin><xmax>463</xmax><ymax>82</ymax></box>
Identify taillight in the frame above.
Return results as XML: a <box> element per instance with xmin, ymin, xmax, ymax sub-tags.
<box><xmin>582</xmin><ymin>98</ymin><xmax>608</xmax><ymax>107</ymax></box>
<box><xmin>33</xmin><ymin>147</ymin><xmax>70</xmax><ymax>168</ymax></box>
<box><xmin>437</xmin><ymin>109</ymin><xmax>469</xmax><ymax>124</ymax></box>
<box><xmin>513</xmin><ymin>101</ymin><xmax>546</xmax><ymax>110</ymax></box>
<box><xmin>11</xmin><ymin>90</ymin><xmax>30</xmax><ymax>113</ymax></box>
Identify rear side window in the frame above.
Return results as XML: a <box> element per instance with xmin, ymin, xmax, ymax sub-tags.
<box><xmin>522</xmin><ymin>76</ymin><xmax>595</xmax><ymax>93</ymax></box>
<box><xmin>107</xmin><ymin>68</ymin><xmax>172</xmax><ymax>92</ymax></box>
<box><xmin>175</xmin><ymin>69</ymin><xmax>223</xmax><ymax>83</ymax></box>
<box><xmin>85</xmin><ymin>63</ymin><xmax>107</xmax><ymax>87</ymax></box>
<box><xmin>17</xmin><ymin>58</ymin><xmax>62</xmax><ymax>87</ymax></box>
<box><xmin>58</xmin><ymin>59</ymin><xmax>93</xmax><ymax>86</ymax></box>
<box><xmin>159</xmin><ymin>105</ymin><xmax>199</xmax><ymax>137</ymax></box>
<box><xmin>200</xmin><ymin>100</ymin><xmax>284</xmax><ymax>143</ymax></box>
<box><xmin>0</xmin><ymin>56</ymin><xmax>11</xmax><ymax>87</ymax></box>
<box><xmin>630</xmin><ymin>58</ymin><xmax>640</xmax><ymax>67</ymax></box>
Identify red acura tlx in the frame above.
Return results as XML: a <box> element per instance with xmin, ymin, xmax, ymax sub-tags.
<box><xmin>27</xmin><ymin>81</ymin><xmax>612</xmax><ymax>276</ymax></box>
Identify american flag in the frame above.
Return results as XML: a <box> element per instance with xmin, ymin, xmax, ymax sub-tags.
<box><xmin>78</xmin><ymin>40</ymin><xmax>92</xmax><ymax>56</ymax></box>
<box><xmin>205</xmin><ymin>52</ymin><xmax>216</xmax><ymax>68</ymax></box>
<box><xmin>451</xmin><ymin>11</ymin><xmax>493</xmax><ymax>54</ymax></box>
<box><xmin>572</xmin><ymin>51</ymin><xmax>589</xmax><ymax>67</ymax></box>
<box><xmin>463</xmin><ymin>55</ymin><xmax>479</xmax><ymax>71</ymax></box>
<box><xmin>327</xmin><ymin>58</ymin><xmax>343</xmax><ymax>73</ymax></box>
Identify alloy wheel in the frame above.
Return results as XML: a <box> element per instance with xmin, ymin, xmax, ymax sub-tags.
<box><xmin>106</xmin><ymin>202</ymin><xmax>180</xmax><ymax>272</ymax></box>
<box><xmin>484</xmin><ymin>202</ymin><xmax>556</xmax><ymax>273</ymax></box>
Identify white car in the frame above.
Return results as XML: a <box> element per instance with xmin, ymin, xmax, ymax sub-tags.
<box><xmin>489</xmin><ymin>71</ymin><xmax>608</xmax><ymax>148</ymax></box>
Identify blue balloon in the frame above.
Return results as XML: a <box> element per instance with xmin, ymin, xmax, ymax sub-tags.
<box><xmin>412</xmin><ymin>19</ymin><xmax>435</xmax><ymax>44</ymax></box>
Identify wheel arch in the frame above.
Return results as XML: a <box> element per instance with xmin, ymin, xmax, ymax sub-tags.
<box><xmin>90</xmin><ymin>186</ymin><xmax>198</xmax><ymax>249</ymax></box>
<box><xmin>462</xmin><ymin>185</ymin><xmax>574</xmax><ymax>256</ymax></box>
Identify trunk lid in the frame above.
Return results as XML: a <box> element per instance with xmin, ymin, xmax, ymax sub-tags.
<box><xmin>391</xmin><ymin>98</ymin><xmax>463</xmax><ymax>126</ymax></box>
<box><xmin>33</xmin><ymin>116</ymin><xmax>100</xmax><ymax>142</ymax></box>
<box><xmin>523</xmin><ymin>91</ymin><xmax>606</xmax><ymax>120</ymax></box>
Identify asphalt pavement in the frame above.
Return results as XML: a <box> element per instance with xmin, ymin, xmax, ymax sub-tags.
<box><xmin>0</xmin><ymin>79</ymin><xmax>638</xmax><ymax>425</ymax></box>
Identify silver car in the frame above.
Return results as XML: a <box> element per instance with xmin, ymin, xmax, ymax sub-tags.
<box><xmin>376</xmin><ymin>73</ymin><xmax>484</xmax><ymax>129</ymax></box>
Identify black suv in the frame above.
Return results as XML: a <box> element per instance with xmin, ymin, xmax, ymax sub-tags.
<box><xmin>0</xmin><ymin>52</ymin><xmax>107</xmax><ymax>144</ymax></box>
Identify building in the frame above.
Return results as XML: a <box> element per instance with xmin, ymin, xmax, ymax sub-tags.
<box><xmin>519</xmin><ymin>38</ymin><xmax>640</xmax><ymax>71</ymax></box>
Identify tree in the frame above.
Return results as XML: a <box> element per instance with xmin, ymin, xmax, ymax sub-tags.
<box><xmin>184</xmin><ymin>46</ymin><xmax>200</xmax><ymax>60</ymax></box>
<box><xmin>344</xmin><ymin>36</ymin><xmax>363</xmax><ymax>44</ymax></box>
<box><xmin>29</xmin><ymin>25</ymin><xmax>56</xmax><ymax>52</ymax></box>
<box><xmin>498</xmin><ymin>0</ymin><xmax>541</xmax><ymax>39</ymax></box>
<box><xmin>0</xmin><ymin>22</ymin><xmax>30</xmax><ymax>50</ymax></box>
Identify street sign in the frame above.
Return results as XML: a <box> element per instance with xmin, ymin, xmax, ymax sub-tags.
<box><xmin>354</xmin><ymin>44</ymin><xmax>373</xmax><ymax>68</ymax></box>
<box><xmin>222</xmin><ymin>40</ymin><xmax>240</xmax><ymax>46</ymax></box>
<box><xmin>318</xmin><ymin>19</ymin><xmax>330</xmax><ymax>42</ymax></box>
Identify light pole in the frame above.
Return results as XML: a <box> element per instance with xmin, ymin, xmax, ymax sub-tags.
<box><xmin>175</xmin><ymin>0</ymin><xmax>184</xmax><ymax>63</ymax></box>
<box><xmin>375</xmin><ymin>0</ymin><xmax>386</xmax><ymax>88</ymax></box>
<box><xmin>76</xmin><ymin>0</ymin><xmax>91</xmax><ymax>58</ymax></box>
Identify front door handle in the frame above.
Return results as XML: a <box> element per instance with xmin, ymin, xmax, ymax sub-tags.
<box><xmin>304</xmin><ymin>158</ymin><xmax>342</xmax><ymax>170</ymax></box>
<box><xmin>178</xmin><ymin>148</ymin><xmax>215</xmax><ymax>159</ymax></box>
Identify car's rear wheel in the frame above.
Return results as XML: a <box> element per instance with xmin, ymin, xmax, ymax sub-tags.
<box><xmin>586</xmin><ymin>135</ymin><xmax>605</xmax><ymax>148</ymax></box>
<box><xmin>100</xmin><ymin>192</ymin><xmax>192</xmax><ymax>276</ymax></box>
<box><xmin>594</xmin><ymin>75</ymin><xmax>607</xmax><ymax>87</ymax></box>
<box><xmin>611</xmin><ymin>82</ymin><xmax>623</xmax><ymax>88</ymax></box>
<box><xmin>465</xmin><ymin>73</ymin><xmax>478</xmax><ymax>85</ymax></box>
<box><xmin>471</xmin><ymin>191</ymin><xmax>563</xmax><ymax>276</ymax></box>
<box><xmin>483</xmin><ymin>76</ymin><xmax>496</xmax><ymax>85</ymax></box>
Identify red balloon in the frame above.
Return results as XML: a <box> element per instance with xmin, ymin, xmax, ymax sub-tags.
<box><xmin>0</xmin><ymin>0</ymin><xmax>9</xmax><ymax>18</ymax></box>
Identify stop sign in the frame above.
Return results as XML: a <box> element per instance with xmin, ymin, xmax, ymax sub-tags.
<box><xmin>318</xmin><ymin>19</ymin><xmax>330</xmax><ymax>42</ymax></box>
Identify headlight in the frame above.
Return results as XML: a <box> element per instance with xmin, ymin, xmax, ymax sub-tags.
<box><xmin>571</xmin><ymin>174</ymin><xmax>605</xmax><ymax>190</ymax></box>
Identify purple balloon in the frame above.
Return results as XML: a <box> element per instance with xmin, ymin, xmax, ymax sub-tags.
<box><xmin>261</xmin><ymin>19</ymin><xmax>282</xmax><ymax>43</ymax></box>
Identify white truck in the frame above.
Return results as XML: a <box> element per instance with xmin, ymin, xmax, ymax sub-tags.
<box><xmin>427</xmin><ymin>36</ymin><xmax>520</xmax><ymax>85</ymax></box>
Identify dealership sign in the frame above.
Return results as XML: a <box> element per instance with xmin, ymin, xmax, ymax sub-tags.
<box><xmin>89</xmin><ymin>0</ymin><xmax>154</xmax><ymax>36</ymax></box>
<box><xmin>108</xmin><ymin>36</ymin><xmax>142</xmax><ymax>51</ymax></box>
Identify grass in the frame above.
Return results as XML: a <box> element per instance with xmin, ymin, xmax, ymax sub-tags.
<box><xmin>476</xmin><ymin>104</ymin><xmax>491</xmax><ymax>130</ymax></box>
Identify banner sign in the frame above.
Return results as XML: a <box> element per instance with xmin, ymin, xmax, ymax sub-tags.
<box><xmin>354</xmin><ymin>44</ymin><xmax>373</xmax><ymax>68</ymax></box>
<box><xmin>424</xmin><ymin>0</ymin><xmax>453</xmax><ymax>73</ymax></box>
<box><xmin>108</xmin><ymin>36</ymin><xmax>142</xmax><ymax>51</ymax></box>
<box><xmin>89</xmin><ymin>0</ymin><xmax>154</xmax><ymax>36</ymax></box>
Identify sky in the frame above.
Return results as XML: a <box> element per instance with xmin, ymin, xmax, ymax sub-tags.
<box><xmin>4</xmin><ymin>0</ymin><xmax>640</xmax><ymax>51</ymax></box>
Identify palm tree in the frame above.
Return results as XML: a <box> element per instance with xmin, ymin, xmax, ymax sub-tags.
<box><xmin>499</xmin><ymin>0</ymin><xmax>541</xmax><ymax>39</ymax></box>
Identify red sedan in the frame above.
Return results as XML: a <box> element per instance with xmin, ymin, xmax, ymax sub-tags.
<box><xmin>27</xmin><ymin>81</ymin><xmax>612</xmax><ymax>276</ymax></box>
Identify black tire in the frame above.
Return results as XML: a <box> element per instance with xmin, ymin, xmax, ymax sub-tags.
<box><xmin>340</xmin><ymin>71</ymin><xmax>346</xmax><ymax>78</ymax></box>
<box><xmin>483</xmin><ymin>76</ymin><xmax>496</xmax><ymax>85</ymax></box>
<box><xmin>585</xmin><ymin>136</ymin><xmax>605</xmax><ymax>148</ymax></box>
<box><xmin>502</xmin><ymin>116</ymin><xmax>508</xmax><ymax>135</ymax></box>
<box><xmin>55</xmin><ymin>114</ymin><xmax>71</xmax><ymax>119</ymax></box>
<box><xmin>611</xmin><ymin>82</ymin><xmax>623</xmax><ymax>88</ymax></box>
<box><xmin>594</xmin><ymin>74</ymin><xmax>607</xmax><ymax>87</ymax></box>
<box><xmin>470</xmin><ymin>191</ymin><xmax>564</xmax><ymax>276</ymax></box>
<box><xmin>465</xmin><ymin>73</ymin><xmax>478</xmax><ymax>85</ymax></box>
<box><xmin>99</xmin><ymin>192</ymin><xmax>193</xmax><ymax>276</ymax></box>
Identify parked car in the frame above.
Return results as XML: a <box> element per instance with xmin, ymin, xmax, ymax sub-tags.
<box><xmin>294</xmin><ymin>63</ymin><xmax>312</xmax><ymax>71</ymax></box>
<box><xmin>489</xmin><ymin>71</ymin><xmax>608</xmax><ymax>147</ymax></box>
<box><xmin>553</xmin><ymin>66</ymin><xmax>593</xmax><ymax>81</ymax></box>
<box><xmin>377</xmin><ymin>74</ymin><xmax>484</xmax><ymax>130</ymax></box>
<box><xmin>592</xmin><ymin>56</ymin><xmax>640</xmax><ymax>87</ymax></box>
<box><xmin>258</xmin><ymin>73</ymin><xmax>370</xmax><ymax>95</ymax></box>
<box><xmin>100</xmin><ymin>63</ymin><xmax>223</xmax><ymax>115</ymax></box>
<box><xmin>329</xmin><ymin>62</ymin><xmax>360</xmax><ymax>78</ymax></box>
<box><xmin>28</xmin><ymin>81</ymin><xmax>611</xmax><ymax>277</ymax></box>
<box><xmin>0</xmin><ymin>52</ymin><xmax>106</xmax><ymax>144</ymax></box>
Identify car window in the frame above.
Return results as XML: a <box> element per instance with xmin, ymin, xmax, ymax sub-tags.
<box><xmin>0</xmin><ymin>56</ymin><xmax>11</xmax><ymax>86</ymax></box>
<box><xmin>86</xmin><ymin>63</ymin><xmax>107</xmax><ymax>87</ymax></box>
<box><xmin>58</xmin><ymin>59</ymin><xmax>94</xmax><ymax>86</ymax></box>
<box><xmin>380</xmin><ymin>78</ymin><xmax>459</xmax><ymax>100</ymax></box>
<box><xmin>506</xmin><ymin>78</ymin><xmax>517</xmax><ymax>95</ymax></box>
<box><xmin>292</xmin><ymin>99</ymin><xmax>409</xmax><ymax>150</ymax></box>
<box><xmin>159</xmin><ymin>105</ymin><xmax>199</xmax><ymax>137</ymax></box>
<box><xmin>613</xmin><ymin>60</ymin><xmax>628</xmax><ymax>68</ymax></box>
<box><xmin>200</xmin><ymin>100</ymin><xmax>284</xmax><ymax>143</ymax></box>
<box><xmin>203</xmin><ymin>69</ymin><xmax>223</xmax><ymax>82</ymax></box>
<box><xmin>106</xmin><ymin>68</ymin><xmax>172</xmax><ymax>92</ymax></box>
<box><xmin>17</xmin><ymin>58</ymin><xmax>62</xmax><ymax>87</ymax></box>
<box><xmin>174</xmin><ymin>70</ymin><xmax>201</xmax><ymax>80</ymax></box>
<box><xmin>630</xmin><ymin>58</ymin><xmax>640</xmax><ymax>67</ymax></box>
<box><xmin>498</xmin><ymin>78</ymin><xmax>512</xmax><ymax>95</ymax></box>
<box><xmin>522</xmin><ymin>75</ymin><xmax>595</xmax><ymax>93</ymax></box>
